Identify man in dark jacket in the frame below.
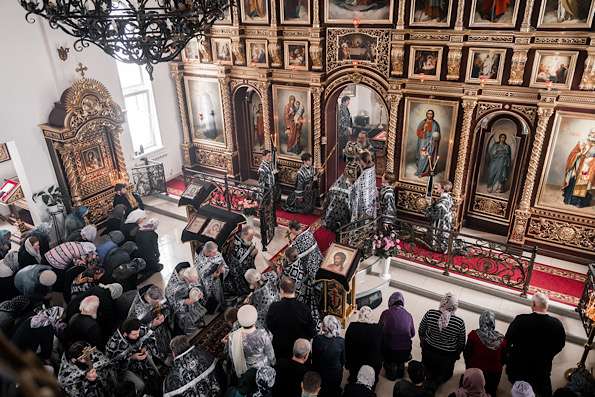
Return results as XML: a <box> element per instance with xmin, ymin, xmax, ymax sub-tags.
<box><xmin>266</xmin><ymin>276</ymin><xmax>315</xmax><ymax>359</ymax></box>
<box><xmin>273</xmin><ymin>338</ymin><xmax>311</xmax><ymax>397</ymax></box>
<box><xmin>505</xmin><ymin>292</ymin><xmax>566</xmax><ymax>397</ymax></box>
<box><xmin>134</xmin><ymin>218</ymin><xmax>162</xmax><ymax>280</ymax></box>
<box><xmin>393</xmin><ymin>361</ymin><xmax>434</xmax><ymax>397</ymax></box>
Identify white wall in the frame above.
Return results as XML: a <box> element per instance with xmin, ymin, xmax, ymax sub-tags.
<box><xmin>0</xmin><ymin>158</ymin><xmax>17</xmax><ymax>182</ymax></box>
<box><xmin>0</xmin><ymin>3</ymin><xmax>184</xmax><ymax>223</ymax></box>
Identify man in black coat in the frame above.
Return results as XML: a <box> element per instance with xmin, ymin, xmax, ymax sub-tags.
<box><xmin>266</xmin><ymin>276</ymin><xmax>315</xmax><ymax>359</ymax></box>
<box><xmin>273</xmin><ymin>338</ymin><xmax>311</xmax><ymax>397</ymax></box>
<box><xmin>505</xmin><ymin>292</ymin><xmax>566</xmax><ymax>397</ymax></box>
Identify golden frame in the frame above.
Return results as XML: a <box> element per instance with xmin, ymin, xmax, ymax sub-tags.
<box><xmin>239</xmin><ymin>0</ymin><xmax>269</xmax><ymax>24</ymax></box>
<box><xmin>211</xmin><ymin>38</ymin><xmax>233</xmax><ymax>65</ymax></box>
<box><xmin>280</xmin><ymin>0</ymin><xmax>311</xmax><ymax>25</ymax></box>
<box><xmin>465</xmin><ymin>48</ymin><xmax>507</xmax><ymax>85</ymax></box>
<box><xmin>324</xmin><ymin>0</ymin><xmax>395</xmax><ymax>25</ymax></box>
<box><xmin>468</xmin><ymin>0</ymin><xmax>521</xmax><ymax>28</ymax></box>
<box><xmin>535</xmin><ymin>110</ymin><xmax>595</xmax><ymax>219</ymax></box>
<box><xmin>183</xmin><ymin>76</ymin><xmax>228</xmax><ymax>148</ymax></box>
<box><xmin>398</xmin><ymin>97</ymin><xmax>459</xmax><ymax>187</ymax></box>
<box><xmin>0</xmin><ymin>144</ymin><xmax>10</xmax><ymax>163</ymax></box>
<box><xmin>529</xmin><ymin>50</ymin><xmax>578</xmax><ymax>90</ymax></box>
<box><xmin>409</xmin><ymin>0</ymin><xmax>453</xmax><ymax>27</ymax></box>
<box><xmin>537</xmin><ymin>0</ymin><xmax>595</xmax><ymax>29</ymax></box>
<box><xmin>245</xmin><ymin>39</ymin><xmax>269</xmax><ymax>68</ymax></box>
<box><xmin>272</xmin><ymin>84</ymin><xmax>313</xmax><ymax>162</ymax></box>
<box><xmin>408</xmin><ymin>46</ymin><xmax>443</xmax><ymax>81</ymax></box>
<box><xmin>284</xmin><ymin>40</ymin><xmax>309</xmax><ymax>71</ymax></box>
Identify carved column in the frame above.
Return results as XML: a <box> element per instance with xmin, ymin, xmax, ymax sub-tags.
<box><xmin>312</xmin><ymin>86</ymin><xmax>324</xmax><ymax>168</ymax></box>
<box><xmin>56</xmin><ymin>144</ymin><xmax>82</xmax><ymax>206</ymax></box>
<box><xmin>579</xmin><ymin>51</ymin><xmax>595</xmax><ymax>90</ymax></box>
<box><xmin>170</xmin><ymin>64</ymin><xmax>193</xmax><ymax>167</ymax></box>
<box><xmin>386</xmin><ymin>93</ymin><xmax>402</xmax><ymax>174</ymax></box>
<box><xmin>219</xmin><ymin>75</ymin><xmax>236</xmax><ymax>153</ymax></box>
<box><xmin>454</xmin><ymin>0</ymin><xmax>466</xmax><ymax>30</ymax></box>
<box><xmin>509</xmin><ymin>100</ymin><xmax>556</xmax><ymax>244</ymax></box>
<box><xmin>520</xmin><ymin>0</ymin><xmax>536</xmax><ymax>32</ymax></box>
<box><xmin>452</xmin><ymin>95</ymin><xmax>478</xmax><ymax>222</ymax></box>
<box><xmin>390</xmin><ymin>45</ymin><xmax>404</xmax><ymax>76</ymax></box>
<box><xmin>270</xmin><ymin>0</ymin><xmax>277</xmax><ymax>27</ymax></box>
<box><xmin>313</xmin><ymin>0</ymin><xmax>320</xmax><ymax>28</ymax></box>
<box><xmin>232</xmin><ymin>41</ymin><xmax>246</xmax><ymax>66</ymax></box>
<box><xmin>396</xmin><ymin>0</ymin><xmax>406</xmax><ymax>30</ymax></box>
<box><xmin>446</xmin><ymin>46</ymin><xmax>463</xmax><ymax>81</ymax></box>
<box><xmin>259</xmin><ymin>81</ymin><xmax>273</xmax><ymax>151</ymax></box>
<box><xmin>113</xmin><ymin>125</ymin><xmax>131</xmax><ymax>183</ymax></box>
<box><xmin>508</xmin><ymin>49</ymin><xmax>528</xmax><ymax>86</ymax></box>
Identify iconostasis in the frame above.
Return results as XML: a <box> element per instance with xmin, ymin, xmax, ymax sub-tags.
<box><xmin>170</xmin><ymin>0</ymin><xmax>595</xmax><ymax>258</ymax></box>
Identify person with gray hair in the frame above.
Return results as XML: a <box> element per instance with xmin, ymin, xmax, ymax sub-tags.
<box><xmin>223</xmin><ymin>225</ymin><xmax>258</xmax><ymax>302</ymax></box>
<box><xmin>505</xmin><ymin>292</ymin><xmax>566</xmax><ymax>397</ymax></box>
<box><xmin>342</xmin><ymin>365</ymin><xmax>377</xmax><ymax>397</ymax></box>
<box><xmin>312</xmin><ymin>315</ymin><xmax>345</xmax><ymax>397</ymax></box>
<box><xmin>245</xmin><ymin>268</ymin><xmax>280</xmax><ymax>329</ymax></box>
<box><xmin>273</xmin><ymin>338</ymin><xmax>312</xmax><ymax>397</ymax></box>
<box><xmin>165</xmin><ymin>262</ymin><xmax>207</xmax><ymax>335</ymax></box>
<box><xmin>345</xmin><ymin>306</ymin><xmax>383</xmax><ymax>384</ymax></box>
<box><xmin>64</xmin><ymin>295</ymin><xmax>105</xmax><ymax>349</ymax></box>
<box><xmin>195</xmin><ymin>241</ymin><xmax>228</xmax><ymax>313</ymax></box>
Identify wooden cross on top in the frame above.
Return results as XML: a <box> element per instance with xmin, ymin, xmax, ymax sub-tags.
<box><xmin>75</xmin><ymin>62</ymin><xmax>88</xmax><ymax>78</ymax></box>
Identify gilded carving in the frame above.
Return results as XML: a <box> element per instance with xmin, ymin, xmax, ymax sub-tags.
<box><xmin>409</xmin><ymin>33</ymin><xmax>450</xmax><ymax>41</ymax></box>
<box><xmin>527</xmin><ymin>217</ymin><xmax>595</xmax><ymax>251</ymax></box>
<box><xmin>170</xmin><ymin>65</ymin><xmax>193</xmax><ymax>166</ymax></box>
<box><xmin>195</xmin><ymin>146</ymin><xmax>232</xmax><ymax>173</ymax></box>
<box><xmin>579</xmin><ymin>53</ymin><xmax>595</xmax><ymax>91</ymax></box>
<box><xmin>232</xmin><ymin>41</ymin><xmax>246</xmax><ymax>65</ymax></box>
<box><xmin>452</xmin><ymin>98</ymin><xmax>478</xmax><ymax>205</ymax></box>
<box><xmin>198</xmin><ymin>38</ymin><xmax>212</xmax><ymax>63</ymax></box>
<box><xmin>520</xmin><ymin>0</ymin><xmax>536</xmax><ymax>32</ymax></box>
<box><xmin>326</xmin><ymin>28</ymin><xmax>391</xmax><ymax>78</ymax></box>
<box><xmin>397</xmin><ymin>190</ymin><xmax>428</xmax><ymax>214</ymax></box>
<box><xmin>257</xmin><ymin>80</ymin><xmax>273</xmax><ymax>151</ymax></box>
<box><xmin>510</xmin><ymin>210</ymin><xmax>531</xmax><ymax>243</ymax></box>
<box><xmin>446</xmin><ymin>46</ymin><xmax>462</xmax><ymax>81</ymax></box>
<box><xmin>310</xmin><ymin>43</ymin><xmax>323</xmax><ymax>70</ymax></box>
<box><xmin>312</xmin><ymin>86</ymin><xmax>324</xmax><ymax>168</ymax></box>
<box><xmin>386</xmin><ymin>93</ymin><xmax>402</xmax><ymax>174</ymax></box>
<box><xmin>510</xmin><ymin>105</ymin><xmax>537</xmax><ymax>126</ymax></box>
<box><xmin>476</xmin><ymin>102</ymin><xmax>503</xmax><ymax>119</ymax></box>
<box><xmin>534</xmin><ymin>37</ymin><xmax>588</xmax><ymax>45</ymax></box>
<box><xmin>390</xmin><ymin>45</ymin><xmax>404</xmax><ymax>76</ymax></box>
<box><xmin>472</xmin><ymin>197</ymin><xmax>507</xmax><ymax>218</ymax></box>
<box><xmin>269</xmin><ymin>42</ymin><xmax>282</xmax><ymax>67</ymax></box>
<box><xmin>508</xmin><ymin>50</ymin><xmax>528</xmax><ymax>86</ymax></box>
<box><xmin>218</xmin><ymin>76</ymin><xmax>236</xmax><ymax>153</ymax></box>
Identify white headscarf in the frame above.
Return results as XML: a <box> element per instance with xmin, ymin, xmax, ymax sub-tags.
<box><xmin>80</xmin><ymin>225</ymin><xmax>97</xmax><ymax>242</ymax></box>
<box><xmin>322</xmin><ymin>315</ymin><xmax>342</xmax><ymax>338</ymax></box>
<box><xmin>357</xmin><ymin>365</ymin><xmax>375</xmax><ymax>389</ymax></box>
<box><xmin>24</xmin><ymin>237</ymin><xmax>42</xmax><ymax>263</ymax></box>
<box><xmin>81</xmin><ymin>242</ymin><xmax>97</xmax><ymax>255</ymax></box>
<box><xmin>125</xmin><ymin>209</ymin><xmax>146</xmax><ymax>224</ymax></box>
<box><xmin>357</xmin><ymin>306</ymin><xmax>374</xmax><ymax>324</ymax></box>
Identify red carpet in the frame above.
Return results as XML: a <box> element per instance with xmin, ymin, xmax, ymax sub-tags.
<box><xmin>275</xmin><ymin>209</ymin><xmax>319</xmax><ymax>227</ymax></box>
<box><xmin>166</xmin><ymin>176</ymin><xmax>186</xmax><ymax>197</ymax></box>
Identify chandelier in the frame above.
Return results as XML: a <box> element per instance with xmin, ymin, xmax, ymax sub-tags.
<box><xmin>19</xmin><ymin>0</ymin><xmax>232</xmax><ymax>78</ymax></box>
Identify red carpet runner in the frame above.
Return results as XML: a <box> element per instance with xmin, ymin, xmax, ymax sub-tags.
<box><xmin>166</xmin><ymin>176</ymin><xmax>186</xmax><ymax>197</ymax></box>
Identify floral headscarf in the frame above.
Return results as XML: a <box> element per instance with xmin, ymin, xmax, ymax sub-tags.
<box><xmin>253</xmin><ymin>366</ymin><xmax>276</xmax><ymax>397</ymax></box>
<box><xmin>322</xmin><ymin>315</ymin><xmax>342</xmax><ymax>338</ymax></box>
<box><xmin>357</xmin><ymin>306</ymin><xmax>374</xmax><ymax>324</ymax></box>
<box><xmin>438</xmin><ymin>292</ymin><xmax>458</xmax><ymax>331</ymax></box>
<box><xmin>476</xmin><ymin>310</ymin><xmax>504</xmax><ymax>350</ymax></box>
<box><xmin>30</xmin><ymin>306</ymin><xmax>64</xmax><ymax>330</ymax></box>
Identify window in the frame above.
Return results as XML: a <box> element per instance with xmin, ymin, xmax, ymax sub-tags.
<box><xmin>116</xmin><ymin>62</ymin><xmax>162</xmax><ymax>155</ymax></box>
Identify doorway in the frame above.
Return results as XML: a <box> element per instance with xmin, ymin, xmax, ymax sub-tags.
<box><xmin>232</xmin><ymin>86</ymin><xmax>265</xmax><ymax>181</ymax></box>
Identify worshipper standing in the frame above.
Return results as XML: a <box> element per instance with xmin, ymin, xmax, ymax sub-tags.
<box><xmin>464</xmin><ymin>310</ymin><xmax>507</xmax><ymax>397</ymax></box>
<box><xmin>447</xmin><ymin>368</ymin><xmax>489</xmax><ymax>397</ymax></box>
<box><xmin>11</xmin><ymin>306</ymin><xmax>65</xmax><ymax>364</ymax></box>
<box><xmin>14</xmin><ymin>264</ymin><xmax>56</xmax><ymax>301</ymax></box>
<box><xmin>287</xmin><ymin>221</ymin><xmax>323</xmax><ymax>326</ymax></box>
<box><xmin>127</xmin><ymin>284</ymin><xmax>173</xmax><ymax>365</ymax></box>
<box><xmin>345</xmin><ymin>307</ymin><xmax>382</xmax><ymax>384</ymax></box>
<box><xmin>338</xmin><ymin>96</ymin><xmax>353</xmax><ymax>152</ymax></box>
<box><xmin>341</xmin><ymin>365</ymin><xmax>376</xmax><ymax>397</ymax></box>
<box><xmin>0</xmin><ymin>251</ymin><xmax>20</xmax><ymax>302</ymax></box>
<box><xmin>103</xmin><ymin>204</ymin><xmax>127</xmax><ymax>236</ymax></box>
<box><xmin>105</xmin><ymin>318</ymin><xmax>161</xmax><ymax>396</ymax></box>
<box><xmin>266</xmin><ymin>276</ymin><xmax>316</xmax><ymax>359</ymax></box>
<box><xmin>511</xmin><ymin>381</ymin><xmax>536</xmax><ymax>397</ymax></box>
<box><xmin>273</xmin><ymin>339</ymin><xmax>312</xmax><ymax>397</ymax></box>
<box><xmin>0</xmin><ymin>229</ymin><xmax>11</xmax><ymax>259</ymax></box>
<box><xmin>245</xmin><ymin>268</ymin><xmax>280</xmax><ymax>329</ymax></box>
<box><xmin>228</xmin><ymin>305</ymin><xmax>276</xmax><ymax>378</ymax></box>
<box><xmin>58</xmin><ymin>341</ymin><xmax>117</xmax><ymax>397</ymax></box>
<box><xmin>350</xmin><ymin>151</ymin><xmax>377</xmax><ymax>222</ymax></box>
<box><xmin>393</xmin><ymin>360</ymin><xmax>435</xmax><ymax>397</ymax></box>
<box><xmin>505</xmin><ymin>292</ymin><xmax>566</xmax><ymax>397</ymax></box>
<box><xmin>163</xmin><ymin>335</ymin><xmax>221</xmax><ymax>397</ymax></box>
<box><xmin>284</xmin><ymin>152</ymin><xmax>317</xmax><ymax>214</ymax></box>
<box><xmin>113</xmin><ymin>183</ymin><xmax>144</xmax><ymax>215</ymax></box>
<box><xmin>425</xmin><ymin>181</ymin><xmax>454</xmax><ymax>253</ymax></box>
<box><xmin>258</xmin><ymin>150</ymin><xmax>277</xmax><ymax>201</ymax></box>
<box><xmin>302</xmin><ymin>371</ymin><xmax>322</xmax><ymax>397</ymax></box>
<box><xmin>379</xmin><ymin>291</ymin><xmax>416</xmax><ymax>380</ymax></box>
<box><xmin>224</xmin><ymin>226</ymin><xmax>258</xmax><ymax>302</ymax></box>
<box><xmin>281</xmin><ymin>246</ymin><xmax>307</xmax><ymax>297</ymax></box>
<box><xmin>255</xmin><ymin>366</ymin><xmax>276</xmax><ymax>397</ymax></box>
<box><xmin>379</xmin><ymin>173</ymin><xmax>398</xmax><ymax>231</ymax></box>
<box><xmin>67</xmin><ymin>224</ymin><xmax>97</xmax><ymax>243</ymax></box>
<box><xmin>122</xmin><ymin>208</ymin><xmax>146</xmax><ymax>241</ymax></box>
<box><xmin>165</xmin><ymin>263</ymin><xmax>207</xmax><ymax>335</ymax></box>
<box><xmin>64</xmin><ymin>295</ymin><xmax>105</xmax><ymax>349</ymax></box>
<box><xmin>418</xmin><ymin>292</ymin><xmax>466</xmax><ymax>386</ymax></box>
<box><xmin>135</xmin><ymin>217</ymin><xmax>162</xmax><ymax>278</ymax></box>
<box><xmin>196</xmin><ymin>241</ymin><xmax>228</xmax><ymax>313</ymax></box>
<box><xmin>64</xmin><ymin>206</ymin><xmax>89</xmax><ymax>237</ymax></box>
<box><xmin>322</xmin><ymin>174</ymin><xmax>353</xmax><ymax>232</ymax></box>
<box><xmin>312</xmin><ymin>315</ymin><xmax>345</xmax><ymax>397</ymax></box>
<box><xmin>18</xmin><ymin>235</ymin><xmax>42</xmax><ymax>268</ymax></box>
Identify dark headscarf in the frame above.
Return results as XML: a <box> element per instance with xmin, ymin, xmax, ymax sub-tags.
<box><xmin>389</xmin><ymin>291</ymin><xmax>404</xmax><ymax>307</ymax></box>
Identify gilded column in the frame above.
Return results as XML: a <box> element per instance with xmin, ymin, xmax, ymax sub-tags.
<box><xmin>446</xmin><ymin>46</ymin><xmax>463</xmax><ymax>81</ymax></box>
<box><xmin>170</xmin><ymin>64</ymin><xmax>193</xmax><ymax>167</ymax></box>
<box><xmin>259</xmin><ymin>81</ymin><xmax>273</xmax><ymax>151</ymax></box>
<box><xmin>396</xmin><ymin>0</ymin><xmax>406</xmax><ymax>30</ymax></box>
<box><xmin>454</xmin><ymin>0</ymin><xmax>466</xmax><ymax>30</ymax></box>
<box><xmin>313</xmin><ymin>0</ymin><xmax>320</xmax><ymax>28</ymax></box>
<box><xmin>270</xmin><ymin>0</ymin><xmax>277</xmax><ymax>27</ymax></box>
<box><xmin>312</xmin><ymin>86</ymin><xmax>324</xmax><ymax>168</ymax></box>
<box><xmin>219</xmin><ymin>75</ymin><xmax>235</xmax><ymax>152</ymax></box>
<box><xmin>56</xmin><ymin>144</ymin><xmax>82</xmax><ymax>206</ymax></box>
<box><xmin>112</xmin><ymin>125</ymin><xmax>131</xmax><ymax>184</ymax></box>
<box><xmin>508</xmin><ymin>48</ymin><xmax>528</xmax><ymax>86</ymax></box>
<box><xmin>520</xmin><ymin>0</ymin><xmax>536</xmax><ymax>32</ymax></box>
<box><xmin>579</xmin><ymin>51</ymin><xmax>595</xmax><ymax>90</ymax></box>
<box><xmin>385</xmin><ymin>93</ymin><xmax>402</xmax><ymax>174</ymax></box>
<box><xmin>452</xmin><ymin>96</ymin><xmax>478</xmax><ymax>213</ymax></box>
<box><xmin>509</xmin><ymin>101</ymin><xmax>556</xmax><ymax>243</ymax></box>
<box><xmin>390</xmin><ymin>45</ymin><xmax>404</xmax><ymax>76</ymax></box>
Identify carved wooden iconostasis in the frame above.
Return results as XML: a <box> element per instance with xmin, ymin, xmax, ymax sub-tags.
<box><xmin>40</xmin><ymin>79</ymin><xmax>131</xmax><ymax>224</ymax></box>
<box><xmin>171</xmin><ymin>0</ymin><xmax>595</xmax><ymax>259</ymax></box>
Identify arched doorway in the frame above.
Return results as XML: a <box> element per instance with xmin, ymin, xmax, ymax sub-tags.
<box><xmin>464</xmin><ymin>112</ymin><xmax>531</xmax><ymax>235</ymax></box>
<box><xmin>323</xmin><ymin>83</ymin><xmax>389</xmax><ymax>190</ymax></box>
<box><xmin>232</xmin><ymin>86</ymin><xmax>264</xmax><ymax>181</ymax></box>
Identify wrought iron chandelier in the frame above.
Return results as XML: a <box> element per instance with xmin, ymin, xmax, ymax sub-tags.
<box><xmin>19</xmin><ymin>0</ymin><xmax>232</xmax><ymax>78</ymax></box>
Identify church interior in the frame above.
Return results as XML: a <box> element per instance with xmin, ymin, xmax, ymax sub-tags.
<box><xmin>1</xmin><ymin>1</ymin><xmax>595</xmax><ymax>396</ymax></box>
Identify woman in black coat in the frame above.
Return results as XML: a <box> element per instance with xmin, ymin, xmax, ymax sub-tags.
<box><xmin>312</xmin><ymin>315</ymin><xmax>346</xmax><ymax>397</ymax></box>
<box><xmin>135</xmin><ymin>218</ymin><xmax>162</xmax><ymax>278</ymax></box>
<box><xmin>345</xmin><ymin>306</ymin><xmax>383</xmax><ymax>384</ymax></box>
<box><xmin>11</xmin><ymin>306</ymin><xmax>64</xmax><ymax>363</ymax></box>
<box><xmin>18</xmin><ymin>236</ymin><xmax>43</xmax><ymax>269</ymax></box>
<box><xmin>342</xmin><ymin>365</ymin><xmax>376</xmax><ymax>397</ymax></box>
<box><xmin>102</xmin><ymin>204</ymin><xmax>127</xmax><ymax>236</ymax></box>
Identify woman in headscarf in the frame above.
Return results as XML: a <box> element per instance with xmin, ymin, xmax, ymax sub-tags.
<box><xmin>253</xmin><ymin>366</ymin><xmax>276</xmax><ymax>397</ymax></box>
<box><xmin>102</xmin><ymin>204</ymin><xmax>127</xmax><ymax>236</ymax></box>
<box><xmin>312</xmin><ymin>315</ymin><xmax>345</xmax><ymax>397</ymax></box>
<box><xmin>345</xmin><ymin>307</ymin><xmax>382</xmax><ymax>384</ymax></box>
<box><xmin>66</xmin><ymin>224</ymin><xmax>97</xmax><ymax>243</ymax></box>
<box><xmin>11</xmin><ymin>306</ymin><xmax>64</xmax><ymax>363</ymax></box>
<box><xmin>122</xmin><ymin>208</ymin><xmax>146</xmax><ymax>241</ymax></box>
<box><xmin>135</xmin><ymin>218</ymin><xmax>162</xmax><ymax>280</ymax></box>
<box><xmin>447</xmin><ymin>368</ymin><xmax>489</xmax><ymax>397</ymax></box>
<box><xmin>18</xmin><ymin>235</ymin><xmax>42</xmax><ymax>268</ymax></box>
<box><xmin>28</xmin><ymin>222</ymin><xmax>51</xmax><ymax>256</ymax></box>
<box><xmin>0</xmin><ymin>251</ymin><xmax>20</xmax><ymax>302</ymax></box>
<box><xmin>379</xmin><ymin>291</ymin><xmax>416</xmax><ymax>380</ymax></box>
<box><xmin>64</xmin><ymin>206</ymin><xmax>89</xmax><ymax>237</ymax></box>
<box><xmin>342</xmin><ymin>365</ymin><xmax>376</xmax><ymax>397</ymax></box>
<box><xmin>418</xmin><ymin>292</ymin><xmax>466</xmax><ymax>386</ymax></box>
<box><xmin>464</xmin><ymin>310</ymin><xmax>506</xmax><ymax>397</ymax></box>
<box><xmin>0</xmin><ymin>229</ymin><xmax>11</xmax><ymax>259</ymax></box>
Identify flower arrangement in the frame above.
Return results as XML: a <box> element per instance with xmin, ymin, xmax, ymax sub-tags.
<box><xmin>372</xmin><ymin>231</ymin><xmax>402</xmax><ymax>258</ymax></box>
